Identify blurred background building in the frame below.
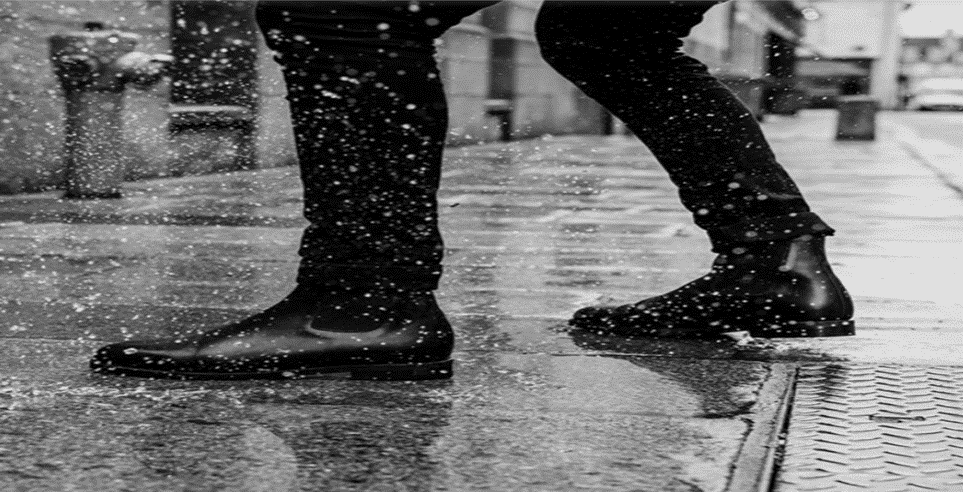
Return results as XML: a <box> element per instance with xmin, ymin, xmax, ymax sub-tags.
<box><xmin>902</xmin><ymin>31</ymin><xmax>963</xmax><ymax>79</ymax></box>
<box><xmin>898</xmin><ymin>1</ymin><xmax>963</xmax><ymax>112</ymax></box>
<box><xmin>899</xmin><ymin>30</ymin><xmax>963</xmax><ymax>109</ymax></box>
<box><xmin>1</xmin><ymin>0</ymin><xmax>812</xmax><ymax>194</ymax></box>
<box><xmin>794</xmin><ymin>0</ymin><xmax>907</xmax><ymax>110</ymax></box>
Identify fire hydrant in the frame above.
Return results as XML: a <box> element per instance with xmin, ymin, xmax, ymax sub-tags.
<box><xmin>49</xmin><ymin>24</ymin><xmax>172</xmax><ymax>199</ymax></box>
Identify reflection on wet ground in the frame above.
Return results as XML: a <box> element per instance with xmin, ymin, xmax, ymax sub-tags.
<box><xmin>0</xmin><ymin>112</ymin><xmax>961</xmax><ymax>489</ymax></box>
<box><xmin>0</xmin><ymin>338</ymin><xmax>753</xmax><ymax>491</ymax></box>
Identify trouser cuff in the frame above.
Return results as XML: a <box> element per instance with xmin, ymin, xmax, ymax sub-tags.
<box><xmin>707</xmin><ymin>212</ymin><xmax>834</xmax><ymax>253</ymax></box>
<box><xmin>296</xmin><ymin>261</ymin><xmax>442</xmax><ymax>291</ymax></box>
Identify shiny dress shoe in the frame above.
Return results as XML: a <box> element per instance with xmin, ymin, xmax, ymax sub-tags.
<box><xmin>570</xmin><ymin>236</ymin><xmax>855</xmax><ymax>338</ymax></box>
<box><xmin>90</xmin><ymin>286</ymin><xmax>454</xmax><ymax>380</ymax></box>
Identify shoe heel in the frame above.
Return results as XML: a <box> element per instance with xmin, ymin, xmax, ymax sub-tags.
<box><xmin>350</xmin><ymin>360</ymin><xmax>453</xmax><ymax>381</ymax></box>
<box><xmin>752</xmin><ymin>319</ymin><xmax>855</xmax><ymax>338</ymax></box>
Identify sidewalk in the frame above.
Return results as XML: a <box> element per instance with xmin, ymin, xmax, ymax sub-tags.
<box><xmin>0</xmin><ymin>110</ymin><xmax>960</xmax><ymax>491</ymax></box>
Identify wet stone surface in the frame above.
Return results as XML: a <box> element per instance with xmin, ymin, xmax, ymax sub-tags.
<box><xmin>0</xmin><ymin>111</ymin><xmax>960</xmax><ymax>489</ymax></box>
<box><xmin>0</xmin><ymin>339</ymin><xmax>758</xmax><ymax>492</ymax></box>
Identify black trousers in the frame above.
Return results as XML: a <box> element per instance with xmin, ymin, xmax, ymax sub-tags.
<box><xmin>255</xmin><ymin>1</ymin><xmax>834</xmax><ymax>291</ymax></box>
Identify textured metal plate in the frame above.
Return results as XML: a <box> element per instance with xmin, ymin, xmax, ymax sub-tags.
<box><xmin>775</xmin><ymin>364</ymin><xmax>963</xmax><ymax>492</ymax></box>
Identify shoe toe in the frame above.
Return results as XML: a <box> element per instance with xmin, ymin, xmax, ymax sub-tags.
<box><xmin>570</xmin><ymin>305</ymin><xmax>618</xmax><ymax>330</ymax></box>
<box><xmin>90</xmin><ymin>342</ymin><xmax>145</xmax><ymax>372</ymax></box>
<box><xmin>89</xmin><ymin>339</ymin><xmax>188</xmax><ymax>374</ymax></box>
<box><xmin>571</xmin><ymin>301</ymin><xmax>673</xmax><ymax>335</ymax></box>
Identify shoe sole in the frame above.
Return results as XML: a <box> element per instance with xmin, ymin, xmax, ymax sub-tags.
<box><xmin>572</xmin><ymin>318</ymin><xmax>856</xmax><ymax>339</ymax></box>
<box><xmin>749</xmin><ymin>319</ymin><xmax>855</xmax><ymax>338</ymax></box>
<box><xmin>91</xmin><ymin>359</ymin><xmax>454</xmax><ymax>381</ymax></box>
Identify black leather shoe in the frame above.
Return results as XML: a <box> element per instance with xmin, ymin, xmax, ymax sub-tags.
<box><xmin>570</xmin><ymin>236</ymin><xmax>855</xmax><ymax>338</ymax></box>
<box><xmin>90</xmin><ymin>286</ymin><xmax>454</xmax><ymax>380</ymax></box>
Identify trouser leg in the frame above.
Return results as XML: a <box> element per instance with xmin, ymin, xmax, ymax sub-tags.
<box><xmin>534</xmin><ymin>1</ymin><xmax>833</xmax><ymax>253</ymax></box>
<box><xmin>255</xmin><ymin>1</ymin><xmax>496</xmax><ymax>290</ymax></box>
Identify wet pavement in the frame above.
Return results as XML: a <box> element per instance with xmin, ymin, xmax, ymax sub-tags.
<box><xmin>0</xmin><ymin>110</ymin><xmax>960</xmax><ymax>490</ymax></box>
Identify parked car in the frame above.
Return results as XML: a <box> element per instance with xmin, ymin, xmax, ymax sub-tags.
<box><xmin>908</xmin><ymin>78</ymin><xmax>963</xmax><ymax>111</ymax></box>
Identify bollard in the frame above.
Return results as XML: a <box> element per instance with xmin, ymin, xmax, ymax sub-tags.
<box><xmin>484</xmin><ymin>99</ymin><xmax>513</xmax><ymax>142</ymax></box>
<box><xmin>835</xmin><ymin>95</ymin><xmax>878</xmax><ymax>141</ymax></box>
<box><xmin>49</xmin><ymin>24</ymin><xmax>172</xmax><ymax>199</ymax></box>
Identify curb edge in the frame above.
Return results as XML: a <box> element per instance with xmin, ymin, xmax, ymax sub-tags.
<box><xmin>725</xmin><ymin>363</ymin><xmax>797</xmax><ymax>492</ymax></box>
<box><xmin>887</xmin><ymin>121</ymin><xmax>963</xmax><ymax>197</ymax></box>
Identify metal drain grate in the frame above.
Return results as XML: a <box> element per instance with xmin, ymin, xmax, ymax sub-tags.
<box><xmin>775</xmin><ymin>364</ymin><xmax>963</xmax><ymax>492</ymax></box>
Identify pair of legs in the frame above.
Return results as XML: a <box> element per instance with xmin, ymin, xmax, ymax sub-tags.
<box><xmin>259</xmin><ymin>0</ymin><xmax>830</xmax><ymax>288</ymax></box>
<box><xmin>91</xmin><ymin>1</ymin><xmax>853</xmax><ymax>380</ymax></box>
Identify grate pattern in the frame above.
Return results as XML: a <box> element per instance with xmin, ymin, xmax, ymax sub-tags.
<box><xmin>775</xmin><ymin>364</ymin><xmax>963</xmax><ymax>492</ymax></box>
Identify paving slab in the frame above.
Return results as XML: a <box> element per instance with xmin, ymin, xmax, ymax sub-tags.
<box><xmin>0</xmin><ymin>338</ymin><xmax>773</xmax><ymax>492</ymax></box>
